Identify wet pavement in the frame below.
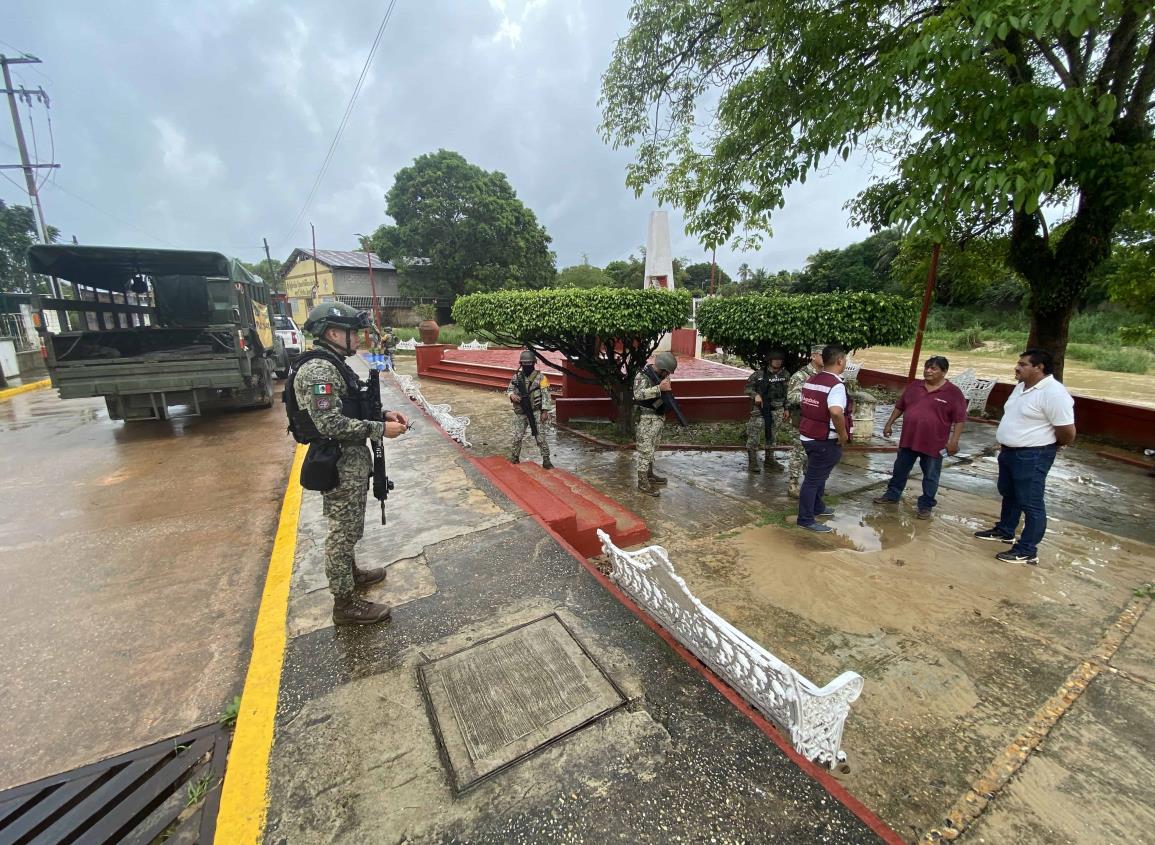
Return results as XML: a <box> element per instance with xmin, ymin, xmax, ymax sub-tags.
<box><xmin>0</xmin><ymin>385</ymin><xmax>295</xmax><ymax>790</ymax></box>
<box><xmin>262</xmin><ymin>361</ymin><xmax>890</xmax><ymax>844</ymax></box>
<box><xmin>405</xmin><ymin>365</ymin><xmax>1155</xmax><ymax>844</ymax></box>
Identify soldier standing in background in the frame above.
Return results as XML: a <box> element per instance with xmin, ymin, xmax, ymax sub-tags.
<box><xmin>786</xmin><ymin>344</ymin><xmax>826</xmax><ymax>497</ymax></box>
<box><xmin>289</xmin><ymin>303</ymin><xmax>409</xmax><ymax>625</ymax></box>
<box><xmin>633</xmin><ymin>351</ymin><xmax>678</xmax><ymax>497</ymax></box>
<box><xmin>508</xmin><ymin>349</ymin><xmax>554</xmax><ymax>468</ymax></box>
<box><xmin>745</xmin><ymin>350</ymin><xmax>789</xmax><ymax>473</ymax></box>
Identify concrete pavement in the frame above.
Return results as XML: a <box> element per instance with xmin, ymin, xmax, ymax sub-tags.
<box><xmin>247</xmin><ymin>364</ymin><xmax>894</xmax><ymax>844</ymax></box>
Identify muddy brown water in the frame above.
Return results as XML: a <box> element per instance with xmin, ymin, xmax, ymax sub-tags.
<box><xmin>864</xmin><ymin>345</ymin><xmax>1155</xmax><ymax>409</ymax></box>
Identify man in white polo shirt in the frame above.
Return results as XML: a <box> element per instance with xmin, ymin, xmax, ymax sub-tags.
<box><xmin>974</xmin><ymin>348</ymin><xmax>1076</xmax><ymax>564</ymax></box>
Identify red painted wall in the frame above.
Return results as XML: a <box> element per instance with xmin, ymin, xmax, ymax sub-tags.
<box><xmin>670</xmin><ymin>328</ymin><xmax>698</xmax><ymax>356</ymax></box>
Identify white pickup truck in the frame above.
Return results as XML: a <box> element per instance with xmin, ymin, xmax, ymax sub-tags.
<box><xmin>273</xmin><ymin>314</ymin><xmax>304</xmax><ymax>377</ymax></box>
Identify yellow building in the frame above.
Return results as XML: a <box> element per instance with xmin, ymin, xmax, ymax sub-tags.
<box><xmin>282</xmin><ymin>249</ymin><xmax>399</xmax><ymax>324</ymax></box>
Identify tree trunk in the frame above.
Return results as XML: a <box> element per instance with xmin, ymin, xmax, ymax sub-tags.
<box><xmin>1027</xmin><ymin>302</ymin><xmax>1075</xmax><ymax>381</ymax></box>
<box><xmin>611</xmin><ymin>380</ymin><xmax>636</xmax><ymax>439</ymax></box>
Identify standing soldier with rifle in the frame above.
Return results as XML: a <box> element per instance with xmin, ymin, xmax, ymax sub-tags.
<box><xmin>633</xmin><ymin>350</ymin><xmax>684</xmax><ymax>497</ymax></box>
<box><xmin>508</xmin><ymin>349</ymin><xmax>554</xmax><ymax>468</ymax></box>
<box><xmin>287</xmin><ymin>303</ymin><xmax>409</xmax><ymax>626</ymax></box>
<box><xmin>786</xmin><ymin>344</ymin><xmax>826</xmax><ymax>497</ymax></box>
<box><xmin>745</xmin><ymin>350</ymin><xmax>789</xmax><ymax>474</ymax></box>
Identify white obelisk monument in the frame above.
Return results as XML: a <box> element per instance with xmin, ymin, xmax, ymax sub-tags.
<box><xmin>644</xmin><ymin>210</ymin><xmax>675</xmax><ymax>351</ymax></box>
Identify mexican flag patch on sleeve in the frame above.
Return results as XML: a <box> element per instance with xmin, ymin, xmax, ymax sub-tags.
<box><xmin>312</xmin><ymin>383</ymin><xmax>334</xmax><ymax>395</ymax></box>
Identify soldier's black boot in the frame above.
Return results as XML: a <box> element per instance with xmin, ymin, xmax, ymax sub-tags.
<box><xmin>637</xmin><ymin>471</ymin><xmax>660</xmax><ymax>497</ymax></box>
<box><xmin>332</xmin><ymin>596</ymin><xmax>391</xmax><ymax>625</ymax></box>
<box><xmin>510</xmin><ymin>454</ymin><xmax>520</xmax><ymax>464</ymax></box>
<box><xmin>764</xmin><ymin>449</ymin><xmax>783</xmax><ymax>473</ymax></box>
<box><xmin>647</xmin><ymin>463</ymin><xmax>668</xmax><ymax>485</ymax></box>
<box><xmin>353</xmin><ymin>565</ymin><xmax>387</xmax><ymax>588</ymax></box>
<box><xmin>542</xmin><ymin>456</ymin><xmax>554</xmax><ymax>469</ymax></box>
<box><xmin>747</xmin><ymin>450</ymin><xmax>761</xmax><ymax>473</ymax></box>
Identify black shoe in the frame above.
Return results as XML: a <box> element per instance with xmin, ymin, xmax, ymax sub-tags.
<box><xmin>353</xmin><ymin>565</ymin><xmax>387</xmax><ymax>588</ymax></box>
<box><xmin>974</xmin><ymin>528</ymin><xmax>1014</xmax><ymax>543</ymax></box>
<box><xmin>917</xmin><ymin>508</ymin><xmax>933</xmax><ymax>520</ymax></box>
<box><xmin>872</xmin><ymin>495</ymin><xmax>898</xmax><ymax>505</ymax></box>
<box><xmin>996</xmin><ymin>550</ymin><xmax>1038</xmax><ymax>565</ymax></box>
<box><xmin>333</xmin><ymin>596</ymin><xmax>392</xmax><ymax>625</ymax></box>
<box><xmin>510</xmin><ymin>457</ymin><xmax>520</xmax><ymax>464</ymax></box>
<box><xmin>542</xmin><ymin>457</ymin><xmax>554</xmax><ymax>469</ymax></box>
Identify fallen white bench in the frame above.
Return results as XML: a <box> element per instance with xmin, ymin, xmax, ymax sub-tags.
<box><xmin>394</xmin><ymin>338</ymin><xmax>418</xmax><ymax>351</ymax></box>
<box><xmin>598</xmin><ymin>530</ymin><xmax>863</xmax><ymax>767</ymax></box>
<box><xmin>457</xmin><ymin>339</ymin><xmax>490</xmax><ymax>351</ymax></box>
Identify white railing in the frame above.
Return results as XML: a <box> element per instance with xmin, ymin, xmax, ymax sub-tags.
<box><xmin>457</xmin><ymin>339</ymin><xmax>490</xmax><ymax>351</ymax></box>
<box><xmin>395</xmin><ymin>338</ymin><xmax>418</xmax><ymax>351</ymax></box>
<box><xmin>394</xmin><ymin>373</ymin><xmax>471</xmax><ymax>447</ymax></box>
<box><xmin>599</xmin><ymin>530</ymin><xmax>863</xmax><ymax>767</ymax></box>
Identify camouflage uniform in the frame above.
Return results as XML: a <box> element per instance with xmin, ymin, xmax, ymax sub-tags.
<box><xmin>787</xmin><ymin>362</ymin><xmax>821</xmax><ymax>494</ymax></box>
<box><xmin>744</xmin><ymin>366</ymin><xmax>789</xmax><ymax>451</ymax></box>
<box><xmin>507</xmin><ymin>370</ymin><xmax>555</xmax><ymax>462</ymax></box>
<box><xmin>633</xmin><ymin>371</ymin><xmax>665</xmax><ymax>471</ymax></box>
<box><xmin>294</xmin><ymin>354</ymin><xmax>384</xmax><ymax>598</ymax></box>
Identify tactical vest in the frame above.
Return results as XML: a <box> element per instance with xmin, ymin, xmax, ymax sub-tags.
<box><xmin>799</xmin><ymin>371</ymin><xmax>854</xmax><ymax>440</ymax></box>
<box><xmin>751</xmin><ymin>367</ymin><xmax>789</xmax><ymax>408</ymax></box>
<box><xmin>635</xmin><ymin>366</ymin><xmax>666</xmax><ymax>416</ymax></box>
<box><xmin>513</xmin><ymin>371</ymin><xmax>547</xmax><ymax>413</ymax></box>
<box><xmin>283</xmin><ymin>348</ymin><xmax>369</xmax><ymax>444</ymax></box>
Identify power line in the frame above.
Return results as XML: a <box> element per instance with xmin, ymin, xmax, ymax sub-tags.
<box><xmin>43</xmin><ymin>180</ymin><xmax>179</xmax><ymax>247</ymax></box>
<box><xmin>278</xmin><ymin>0</ymin><xmax>399</xmax><ymax>247</ymax></box>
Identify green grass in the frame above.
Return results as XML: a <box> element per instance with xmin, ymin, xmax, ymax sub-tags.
<box><xmin>1092</xmin><ymin>348</ymin><xmax>1152</xmax><ymax>374</ymax></box>
<box><xmin>218</xmin><ymin>695</ymin><xmax>241</xmax><ymax>729</ymax></box>
<box><xmin>392</xmin><ymin>324</ymin><xmax>471</xmax><ymax>346</ymax></box>
<box><xmin>185</xmin><ymin>775</ymin><xmax>214</xmax><ymax>808</ymax></box>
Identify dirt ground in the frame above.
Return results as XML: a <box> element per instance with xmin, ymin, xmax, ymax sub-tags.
<box><xmin>402</xmin><ymin>359</ymin><xmax>1155</xmax><ymax>844</ymax></box>
<box><xmin>863</xmin><ymin>345</ymin><xmax>1155</xmax><ymax>410</ymax></box>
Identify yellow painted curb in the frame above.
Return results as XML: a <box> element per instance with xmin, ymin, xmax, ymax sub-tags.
<box><xmin>215</xmin><ymin>444</ymin><xmax>306</xmax><ymax>844</ymax></box>
<box><xmin>0</xmin><ymin>378</ymin><xmax>50</xmax><ymax>401</ymax></box>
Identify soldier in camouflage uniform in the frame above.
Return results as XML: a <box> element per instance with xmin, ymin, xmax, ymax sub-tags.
<box><xmin>633</xmin><ymin>350</ymin><xmax>678</xmax><ymax>497</ymax></box>
<box><xmin>745</xmin><ymin>350</ymin><xmax>789</xmax><ymax>474</ymax></box>
<box><xmin>786</xmin><ymin>344</ymin><xmax>826</xmax><ymax>497</ymax></box>
<box><xmin>507</xmin><ymin>349</ymin><xmax>555</xmax><ymax>468</ymax></box>
<box><xmin>292</xmin><ymin>302</ymin><xmax>409</xmax><ymax>625</ymax></box>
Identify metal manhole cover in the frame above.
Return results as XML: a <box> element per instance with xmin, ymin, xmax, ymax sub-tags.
<box><xmin>419</xmin><ymin>614</ymin><xmax>625</xmax><ymax>792</ymax></box>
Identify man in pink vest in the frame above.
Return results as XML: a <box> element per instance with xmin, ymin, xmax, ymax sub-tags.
<box><xmin>796</xmin><ymin>345</ymin><xmax>851</xmax><ymax>533</ymax></box>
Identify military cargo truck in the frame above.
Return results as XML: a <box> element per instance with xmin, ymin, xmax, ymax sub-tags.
<box><xmin>27</xmin><ymin>245</ymin><xmax>283</xmax><ymax>421</ymax></box>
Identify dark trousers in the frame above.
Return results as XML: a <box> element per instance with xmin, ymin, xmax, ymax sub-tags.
<box><xmin>883</xmin><ymin>447</ymin><xmax>943</xmax><ymax>510</ymax></box>
<box><xmin>798</xmin><ymin>439</ymin><xmax>842</xmax><ymax>525</ymax></box>
<box><xmin>994</xmin><ymin>445</ymin><xmax>1058</xmax><ymax>557</ymax></box>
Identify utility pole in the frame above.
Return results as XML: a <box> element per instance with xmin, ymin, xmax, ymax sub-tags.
<box><xmin>262</xmin><ymin>237</ymin><xmax>279</xmax><ymax>292</ymax></box>
<box><xmin>2</xmin><ymin>52</ymin><xmax>68</xmax><ymax>329</ymax></box>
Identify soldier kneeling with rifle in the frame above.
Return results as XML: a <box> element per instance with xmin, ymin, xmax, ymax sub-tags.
<box><xmin>285</xmin><ymin>303</ymin><xmax>409</xmax><ymax>626</ymax></box>
<box><xmin>508</xmin><ymin>349</ymin><xmax>554</xmax><ymax>469</ymax></box>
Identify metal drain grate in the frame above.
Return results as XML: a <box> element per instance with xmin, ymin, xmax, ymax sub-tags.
<box><xmin>0</xmin><ymin>723</ymin><xmax>229</xmax><ymax>845</ymax></box>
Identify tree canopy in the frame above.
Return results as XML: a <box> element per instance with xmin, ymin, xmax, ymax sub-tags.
<box><xmin>695</xmin><ymin>292</ymin><xmax>918</xmax><ymax>369</ymax></box>
<box><xmin>370</xmin><ymin>150</ymin><xmax>557</xmax><ymax>299</ymax></box>
<box><xmin>555</xmin><ymin>259</ymin><xmax>616</xmax><ymax>289</ymax></box>
<box><xmin>1</xmin><ymin>201</ymin><xmax>57</xmax><ymax>294</ymax></box>
<box><xmin>601</xmin><ymin>0</ymin><xmax>1155</xmax><ymax>378</ymax></box>
<box><xmin>453</xmin><ymin>287</ymin><xmax>691</xmax><ymax>434</ymax></box>
<box><xmin>682</xmin><ymin>261</ymin><xmax>732</xmax><ymax>294</ymax></box>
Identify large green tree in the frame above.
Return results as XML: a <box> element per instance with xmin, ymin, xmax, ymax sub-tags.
<box><xmin>682</xmin><ymin>261</ymin><xmax>733</xmax><ymax>294</ymax></box>
<box><xmin>696</xmin><ymin>292</ymin><xmax>918</xmax><ymax>370</ymax></box>
<box><xmin>555</xmin><ymin>258</ymin><xmax>616</xmax><ymax>288</ymax></box>
<box><xmin>370</xmin><ymin>150</ymin><xmax>557</xmax><ymax>299</ymax></box>
<box><xmin>240</xmin><ymin>258</ymin><xmax>284</xmax><ymax>293</ymax></box>
<box><xmin>454</xmin><ymin>288</ymin><xmax>691</xmax><ymax>436</ymax></box>
<box><xmin>602</xmin><ymin>0</ymin><xmax>1155</xmax><ymax>379</ymax></box>
<box><xmin>794</xmin><ymin>230</ymin><xmax>903</xmax><ymax>294</ymax></box>
<box><xmin>1</xmin><ymin>200</ymin><xmax>57</xmax><ymax>293</ymax></box>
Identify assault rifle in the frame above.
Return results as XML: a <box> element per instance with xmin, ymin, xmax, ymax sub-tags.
<box><xmin>515</xmin><ymin>372</ymin><xmax>540</xmax><ymax>438</ymax></box>
<box><xmin>366</xmin><ymin>369</ymin><xmax>394</xmax><ymax>525</ymax></box>
<box><xmin>645</xmin><ymin>365</ymin><xmax>689</xmax><ymax>428</ymax></box>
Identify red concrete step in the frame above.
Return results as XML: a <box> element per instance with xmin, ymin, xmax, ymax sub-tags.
<box><xmin>475</xmin><ymin>456</ymin><xmax>577</xmax><ymax>537</ymax></box>
<box><xmin>519</xmin><ymin>462</ymin><xmax>649</xmax><ymax>556</ymax></box>
<box><xmin>427</xmin><ymin>359</ymin><xmax>563</xmax><ymax>392</ymax></box>
<box><xmin>422</xmin><ymin>366</ymin><xmax>510</xmax><ymax>391</ymax></box>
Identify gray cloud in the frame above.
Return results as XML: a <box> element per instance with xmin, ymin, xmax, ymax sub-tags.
<box><xmin>3</xmin><ymin>0</ymin><xmax>877</xmax><ymax>276</ymax></box>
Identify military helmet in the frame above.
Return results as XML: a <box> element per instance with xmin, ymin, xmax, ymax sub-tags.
<box><xmin>519</xmin><ymin>349</ymin><xmax>536</xmax><ymax>366</ymax></box>
<box><xmin>766</xmin><ymin>349</ymin><xmax>786</xmax><ymax>362</ymax></box>
<box><xmin>654</xmin><ymin>351</ymin><xmax>677</xmax><ymax>373</ymax></box>
<box><xmin>303</xmin><ymin>302</ymin><xmax>372</xmax><ymax>338</ymax></box>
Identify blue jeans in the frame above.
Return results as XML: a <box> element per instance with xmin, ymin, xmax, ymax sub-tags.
<box><xmin>882</xmin><ymin>447</ymin><xmax>943</xmax><ymax>510</ymax></box>
<box><xmin>994</xmin><ymin>445</ymin><xmax>1058</xmax><ymax>557</ymax></box>
<box><xmin>798</xmin><ymin>439</ymin><xmax>842</xmax><ymax>525</ymax></box>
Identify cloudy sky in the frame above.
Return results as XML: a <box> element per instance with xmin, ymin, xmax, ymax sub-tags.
<box><xmin>2</xmin><ymin>0</ymin><xmax>879</xmax><ymax>276</ymax></box>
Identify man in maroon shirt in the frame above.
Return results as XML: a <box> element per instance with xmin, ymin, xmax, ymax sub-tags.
<box><xmin>873</xmin><ymin>356</ymin><xmax>968</xmax><ymax>519</ymax></box>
